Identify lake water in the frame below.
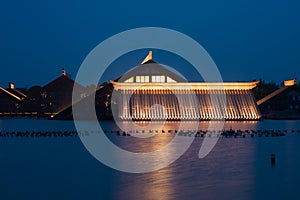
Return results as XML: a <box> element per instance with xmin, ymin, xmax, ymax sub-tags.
<box><xmin>1</xmin><ymin>119</ymin><xmax>300</xmax><ymax>200</ymax></box>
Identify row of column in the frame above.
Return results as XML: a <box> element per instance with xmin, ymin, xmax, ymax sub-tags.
<box><xmin>118</xmin><ymin>89</ymin><xmax>261</xmax><ymax>120</ymax></box>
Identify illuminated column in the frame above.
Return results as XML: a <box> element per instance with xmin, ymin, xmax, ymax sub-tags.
<box><xmin>198</xmin><ymin>90</ymin><xmax>206</xmax><ymax>120</ymax></box>
<box><xmin>212</xmin><ymin>90</ymin><xmax>221</xmax><ymax>119</ymax></box>
<box><xmin>146</xmin><ymin>89</ymin><xmax>149</xmax><ymax>120</ymax></box>
<box><xmin>232</xmin><ymin>90</ymin><xmax>241</xmax><ymax>119</ymax></box>
<box><xmin>180</xmin><ymin>90</ymin><xmax>186</xmax><ymax>120</ymax></box>
<box><xmin>226</xmin><ymin>90</ymin><xmax>234</xmax><ymax>119</ymax></box>
<box><xmin>120</xmin><ymin>90</ymin><xmax>124</xmax><ymax>119</ymax></box>
<box><xmin>153</xmin><ymin>89</ymin><xmax>158</xmax><ymax>119</ymax></box>
<box><xmin>240</xmin><ymin>90</ymin><xmax>249</xmax><ymax>119</ymax></box>
<box><xmin>173</xmin><ymin>89</ymin><xmax>178</xmax><ymax>120</ymax></box>
<box><xmin>127</xmin><ymin>89</ymin><xmax>132</xmax><ymax>119</ymax></box>
<box><xmin>159</xmin><ymin>89</ymin><xmax>162</xmax><ymax>120</ymax></box>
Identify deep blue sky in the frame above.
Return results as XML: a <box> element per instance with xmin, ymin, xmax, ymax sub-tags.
<box><xmin>0</xmin><ymin>0</ymin><xmax>299</xmax><ymax>88</ymax></box>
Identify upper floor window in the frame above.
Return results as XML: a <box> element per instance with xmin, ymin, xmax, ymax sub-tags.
<box><xmin>136</xmin><ymin>76</ymin><xmax>149</xmax><ymax>83</ymax></box>
<box><xmin>152</xmin><ymin>75</ymin><xmax>165</xmax><ymax>82</ymax></box>
<box><xmin>125</xmin><ymin>77</ymin><xmax>134</xmax><ymax>83</ymax></box>
<box><xmin>124</xmin><ymin>75</ymin><xmax>176</xmax><ymax>83</ymax></box>
<box><xmin>167</xmin><ymin>76</ymin><xmax>176</xmax><ymax>83</ymax></box>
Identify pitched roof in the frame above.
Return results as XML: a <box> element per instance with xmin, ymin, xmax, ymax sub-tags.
<box><xmin>52</xmin><ymin>84</ymin><xmax>110</xmax><ymax>119</ymax></box>
<box><xmin>0</xmin><ymin>87</ymin><xmax>22</xmax><ymax>101</ymax></box>
<box><xmin>20</xmin><ymin>73</ymin><xmax>86</xmax><ymax>112</ymax></box>
<box><xmin>23</xmin><ymin>74</ymin><xmax>85</xmax><ymax>99</ymax></box>
<box><xmin>118</xmin><ymin>51</ymin><xmax>186</xmax><ymax>83</ymax></box>
<box><xmin>42</xmin><ymin>74</ymin><xmax>85</xmax><ymax>91</ymax></box>
<box><xmin>6</xmin><ymin>88</ymin><xmax>26</xmax><ymax>99</ymax></box>
<box><xmin>257</xmin><ymin>85</ymin><xmax>298</xmax><ymax>106</ymax></box>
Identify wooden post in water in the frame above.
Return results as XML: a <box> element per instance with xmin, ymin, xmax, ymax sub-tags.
<box><xmin>270</xmin><ymin>154</ymin><xmax>276</xmax><ymax>165</ymax></box>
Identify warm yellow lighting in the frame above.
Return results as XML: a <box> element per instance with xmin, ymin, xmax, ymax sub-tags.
<box><xmin>136</xmin><ymin>76</ymin><xmax>149</xmax><ymax>83</ymax></box>
<box><xmin>141</xmin><ymin>51</ymin><xmax>153</xmax><ymax>64</ymax></box>
<box><xmin>116</xmin><ymin>51</ymin><xmax>260</xmax><ymax>120</ymax></box>
<box><xmin>113</xmin><ymin>83</ymin><xmax>261</xmax><ymax>120</ymax></box>
<box><xmin>111</xmin><ymin>80</ymin><xmax>260</xmax><ymax>90</ymax></box>
<box><xmin>151</xmin><ymin>75</ymin><xmax>165</xmax><ymax>83</ymax></box>
<box><xmin>284</xmin><ymin>79</ymin><xmax>296</xmax><ymax>86</ymax></box>
<box><xmin>125</xmin><ymin>77</ymin><xmax>134</xmax><ymax>83</ymax></box>
<box><xmin>257</xmin><ymin>83</ymin><xmax>293</xmax><ymax>106</ymax></box>
<box><xmin>0</xmin><ymin>87</ymin><xmax>21</xmax><ymax>100</ymax></box>
<box><xmin>9</xmin><ymin>83</ymin><xmax>15</xmax><ymax>89</ymax></box>
<box><xmin>167</xmin><ymin>76</ymin><xmax>176</xmax><ymax>83</ymax></box>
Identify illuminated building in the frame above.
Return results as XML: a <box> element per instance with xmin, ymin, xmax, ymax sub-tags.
<box><xmin>257</xmin><ymin>79</ymin><xmax>300</xmax><ymax>119</ymax></box>
<box><xmin>111</xmin><ymin>51</ymin><xmax>261</xmax><ymax>120</ymax></box>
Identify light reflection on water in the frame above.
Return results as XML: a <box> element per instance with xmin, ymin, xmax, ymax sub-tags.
<box><xmin>0</xmin><ymin>119</ymin><xmax>300</xmax><ymax>199</ymax></box>
<box><xmin>109</xmin><ymin>129</ymin><xmax>258</xmax><ymax>199</ymax></box>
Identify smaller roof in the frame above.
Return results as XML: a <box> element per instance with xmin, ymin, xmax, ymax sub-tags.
<box><xmin>0</xmin><ymin>87</ymin><xmax>22</xmax><ymax>101</ymax></box>
<box><xmin>6</xmin><ymin>88</ymin><xmax>26</xmax><ymax>100</ymax></box>
<box><xmin>257</xmin><ymin>80</ymin><xmax>298</xmax><ymax>106</ymax></box>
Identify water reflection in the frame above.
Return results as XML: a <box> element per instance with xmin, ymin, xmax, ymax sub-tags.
<box><xmin>114</xmin><ymin>166</ymin><xmax>176</xmax><ymax>200</ymax></box>
<box><xmin>108</xmin><ymin>121</ymin><xmax>261</xmax><ymax>199</ymax></box>
<box><xmin>1</xmin><ymin>119</ymin><xmax>300</xmax><ymax>199</ymax></box>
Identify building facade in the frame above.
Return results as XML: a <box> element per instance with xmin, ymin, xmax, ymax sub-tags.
<box><xmin>257</xmin><ymin>79</ymin><xmax>300</xmax><ymax>119</ymax></box>
<box><xmin>111</xmin><ymin>51</ymin><xmax>261</xmax><ymax>121</ymax></box>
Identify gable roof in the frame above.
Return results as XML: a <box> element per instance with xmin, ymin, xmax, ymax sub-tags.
<box><xmin>257</xmin><ymin>84</ymin><xmax>299</xmax><ymax>106</ymax></box>
<box><xmin>24</xmin><ymin>74</ymin><xmax>85</xmax><ymax>99</ymax></box>
<box><xmin>42</xmin><ymin>74</ymin><xmax>85</xmax><ymax>91</ymax></box>
<box><xmin>0</xmin><ymin>87</ymin><xmax>22</xmax><ymax>101</ymax></box>
<box><xmin>6</xmin><ymin>88</ymin><xmax>27</xmax><ymax>99</ymax></box>
<box><xmin>20</xmin><ymin>73</ymin><xmax>86</xmax><ymax>112</ymax></box>
<box><xmin>52</xmin><ymin>84</ymin><xmax>110</xmax><ymax>120</ymax></box>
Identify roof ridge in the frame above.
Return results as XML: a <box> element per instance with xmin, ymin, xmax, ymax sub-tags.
<box><xmin>12</xmin><ymin>88</ymin><xmax>27</xmax><ymax>97</ymax></box>
<box><xmin>0</xmin><ymin>87</ymin><xmax>22</xmax><ymax>100</ymax></box>
<box><xmin>257</xmin><ymin>86</ymin><xmax>290</xmax><ymax>106</ymax></box>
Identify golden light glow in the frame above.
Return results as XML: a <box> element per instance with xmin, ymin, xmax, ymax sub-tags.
<box><xmin>167</xmin><ymin>76</ymin><xmax>176</xmax><ymax>83</ymax></box>
<box><xmin>111</xmin><ymin>49</ymin><xmax>261</xmax><ymax>121</ymax></box>
<box><xmin>113</xmin><ymin>85</ymin><xmax>261</xmax><ymax>120</ymax></box>
<box><xmin>284</xmin><ymin>79</ymin><xmax>296</xmax><ymax>86</ymax></box>
<box><xmin>152</xmin><ymin>75</ymin><xmax>165</xmax><ymax>83</ymax></box>
<box><xmin>141</xmin><ymin>50</ymin><xmax>153</xmax><ymax>64</ymax></box>
<box><xmin>9</xmin><ymin>83</ymin><xmax>15</xmax><ymax>89</ymax></box>
<box><xmin>125</xmin><ymin>76</ymin><xmax>177</xmax><ymax>83</ymax></box>
<box><xmin>136</xmin><ymin>76</ymin><xmax>150</xmax><ymax>83</ymax></box>
<box><xmin>124</xmin><ymin>77</ymin><xmax>134</xmax><ymax>83</ymax></box>
<box><xmin>111</xmin><ymin>80</ymin><xmax>260</xmax><ymax>90</ymax></box>
<box><xmin>0</xmin><ymin>87</ymin><xmax>21</xmax><ymax>100</ymax></box>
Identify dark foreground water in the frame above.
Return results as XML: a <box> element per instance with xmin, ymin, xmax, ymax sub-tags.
<box><xmin>0</xmin><ymin>119</ymin><xmax>300</xmax><ymax>200</ymax></box>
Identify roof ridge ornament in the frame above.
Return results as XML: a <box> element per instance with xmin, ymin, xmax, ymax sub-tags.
<box><xmin>141</xmin><ymin>50</ymin><xmax>153</xmax><ymax>64</ymax></box>
<box><xmin>62</xmin><ymin>68</ymin><xmax>67</xmax><ymax>76</ymax></box>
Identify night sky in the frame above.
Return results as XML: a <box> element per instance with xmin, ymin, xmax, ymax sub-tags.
<box><xmin>0</xmin><ymin>0</ymin><xmax>299</xmax><ymax>88</ymax></box>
